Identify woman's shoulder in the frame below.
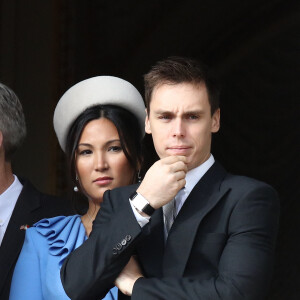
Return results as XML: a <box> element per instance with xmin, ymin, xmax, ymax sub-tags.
<box><xmin>28</xmin><ymin>215</ymin><xmax>87</xmax><ymax>265</ymax></box>
<box><xmin>33</xmin><ymin>214</ymin><xmax>81</xmax><ymax>229</ymax></box>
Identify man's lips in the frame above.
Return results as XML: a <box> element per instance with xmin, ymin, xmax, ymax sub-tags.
<box><xmin>93</xmin><ymin>177</ymin><xmax>113</xmax><ymax>186</ymax></box>
<box><xmin>166</xmin><ymin>146</ymin><xmax>191</xmax><ymax>154</ymax></box>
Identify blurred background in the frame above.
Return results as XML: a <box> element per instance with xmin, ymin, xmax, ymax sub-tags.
<box><xmin>0</xmin><ymin>0</ymin><xmax>299</xmax><ymax>298</ymax></box>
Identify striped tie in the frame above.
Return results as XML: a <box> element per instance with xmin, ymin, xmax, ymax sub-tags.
<box><xmin>163</xmin><ymin>198</ymin><xmax>176</xmax><ymax>234</ymax></box>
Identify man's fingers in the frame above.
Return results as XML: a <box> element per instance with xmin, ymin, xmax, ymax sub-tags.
<box><xmin>169</xmin><ymin>161</ymin><xmax>188</xmax><ymax>173</ymax></box>
<box><xmin>174</xmin><ymin>170</ymin><xmax>187</xmax><ymax>181</ymax></box>
<box><xmin>162</xmin><ymin>155</ymin><xmax>187</xmax><ymax>165</ymax></box>
<box><xmin>177</xmin><ymin>178</ymin><xmax>186</xmax><ymax>189</ymax></box>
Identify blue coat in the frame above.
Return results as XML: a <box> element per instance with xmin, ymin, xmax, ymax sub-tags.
<box><xmin>9</xmin><ymin>215</ymin><xmax>117</xmax><ymax>300</ymax></box>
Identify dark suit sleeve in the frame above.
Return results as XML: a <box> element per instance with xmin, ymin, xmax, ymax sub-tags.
<box><xmin>131</xmin><ymin>185</ymin><xmax>280</xmax><ymax>300</ymax></box>
<box><xmin>60</xmin><ymin>188</ymin><xmax>144</xmax><ymax>300</ymax></box>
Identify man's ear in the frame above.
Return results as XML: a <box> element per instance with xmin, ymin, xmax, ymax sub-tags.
<box><xmin>145</xmin><ymin>109</ymin><xmax>152</xmax><ymax>134</ymax></box>
<box><xmin>211</xmin><ymin>109</ymin><xmax>220</xmax><ymax>133</ymax></box>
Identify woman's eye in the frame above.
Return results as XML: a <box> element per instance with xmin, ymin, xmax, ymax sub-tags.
<box><xmin>108</xmin><ymin>146</ymin><xmax>122</xmax><ymax>152</ymax></box>
<box><xmin>79</xmin><ymin>149</ymin><xmax>92</xmax><ymax>155</ymax></box>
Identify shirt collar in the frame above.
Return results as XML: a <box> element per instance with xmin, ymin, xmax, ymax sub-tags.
<box><xmin>185</xmin><ymin>154</ymin><xmax>215</xmax><ymax>195</ymax></box>
<box><xmin>0</xmin><ymin>175</ymin><xmax>23</xmax><ymax>225</ymax></box>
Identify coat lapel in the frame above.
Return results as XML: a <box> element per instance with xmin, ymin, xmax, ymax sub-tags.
<box><xmin>0</xmin><ymin>180</ymin><xmax>40</xmax><ymax>292</ymax></box>
<box><xmin>163</xmin><ymin>162</ymin><xmax>229</xmax><ymax>277</ymax></box>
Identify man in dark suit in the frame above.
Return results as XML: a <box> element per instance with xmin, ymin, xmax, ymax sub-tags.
<box><xmin>61</xmin><ymin>57</ymin><xmax>280</xmax><ymax>300</ymax></box>
<box><xmin>0</xmin><ymin>83</ymin><xmax>71</xmax><ymax>299</ymax></box>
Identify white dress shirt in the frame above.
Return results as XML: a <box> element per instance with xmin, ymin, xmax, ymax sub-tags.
<box><xmin>0</xmin><ymin>175</ymin><xmax>23</xmax><ymax>245</ymax></box>
<box><xmin>130</xmin><ymin>155</ymin><xmax>215</xmax><ymax>228</ymax></box>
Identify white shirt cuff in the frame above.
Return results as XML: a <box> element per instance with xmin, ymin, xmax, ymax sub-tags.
<box><xmin>129</xmin><ymin>199</ymin><xmax>150</xmax><ymax>228</ymax></box>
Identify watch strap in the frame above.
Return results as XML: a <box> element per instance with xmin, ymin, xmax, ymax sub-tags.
<box><xmin>129</xmin><ymin>192</ymin><xmax>155</xmax><ymax>216</ymax></box>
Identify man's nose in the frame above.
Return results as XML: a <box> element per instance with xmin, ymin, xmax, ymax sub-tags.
<box><xmin>172</xmin><ymin>119</ymin><xmax>185</xmax><ymax>137</ymax></box>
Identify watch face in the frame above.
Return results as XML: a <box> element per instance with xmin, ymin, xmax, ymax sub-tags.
<box><xmin>142</xmin><ymin>204</ymin><xmax>155</xmax><ymax>216</ymax></box>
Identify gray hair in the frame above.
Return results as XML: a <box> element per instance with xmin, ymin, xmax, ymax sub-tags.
<box><xmin>0</xmin><ymin>83</ymin><xmax>26</xmax><ymax>161</ymax></box>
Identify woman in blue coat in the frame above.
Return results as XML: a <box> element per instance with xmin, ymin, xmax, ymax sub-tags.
<box><xmin>9</xmin><ymin>76</ymin><xmax>146</xmax><ymax>300</ymax></box>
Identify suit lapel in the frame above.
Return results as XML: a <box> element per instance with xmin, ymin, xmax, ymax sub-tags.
<box><xmin>163</xmin><ymin>162</ymin><xmax>229</xmax><ymax>277</ymax></box>
<box><xmin>0</xmin><ymin>181</ymin><xmax>40</xmax><ymax>291</ymax></box>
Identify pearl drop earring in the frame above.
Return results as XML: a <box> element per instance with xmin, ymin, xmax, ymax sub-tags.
<box><xmin>74</xmin><ymin>175</ymin><xmax>79</xmax><ymax>192</ymax></box>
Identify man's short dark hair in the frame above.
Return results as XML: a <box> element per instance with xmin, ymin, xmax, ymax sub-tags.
<box><xmin>144</xmin><ymin>56</ymin><xmax>220</xmax><ymax>115</ymax></box>
<box><xmin>0</xmin><ymin>83</ymin><xmax>26</xmax><ymax>161</ymax></box>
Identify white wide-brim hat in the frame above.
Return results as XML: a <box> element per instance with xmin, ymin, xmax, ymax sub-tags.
<box><xmin>53</xmin><ymin>76</ymin><xmax>146</xmax><ymax>152</ymax></box>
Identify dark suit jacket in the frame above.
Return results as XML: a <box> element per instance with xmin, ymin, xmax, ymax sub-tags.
<box><xmin>61</xmin><ymin>162</ymin><xmax>280</xmax><ymax>300</ymax></box>
<box><xmin>0</xmin><ymin>178</ymin><xmax>72</xmax><ymax>300</ymax></box>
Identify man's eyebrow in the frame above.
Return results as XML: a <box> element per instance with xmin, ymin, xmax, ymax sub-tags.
<box><xmin>153</xmin><ymin>109</ymin><xmax>205</xmax><ymax>115</ymax></box>
<box><xmin>183</xmin><ymin>110</ymin><xmax>205</xmax><ymax>115</ymax></box>
<box><xmin>153</xmin><ymin>109</ymin><xmax>172</xmax><ymax>114</ymax></box>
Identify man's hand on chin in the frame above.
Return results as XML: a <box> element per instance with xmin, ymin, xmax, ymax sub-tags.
<box><xmin>115</xmin><ymin>256</ymin><xmax>144</xmax><ymax>296</ymax></box>
<box><xmin>137</xmin><ymin>155</ymin><xmax>187</xmax><ymax>209</ymax></box>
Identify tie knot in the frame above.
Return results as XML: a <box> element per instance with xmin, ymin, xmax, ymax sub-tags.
<box><xmin>163</xmin><ymin>198</ymin><xmax>176</xmax><ymax>217</ymax></box>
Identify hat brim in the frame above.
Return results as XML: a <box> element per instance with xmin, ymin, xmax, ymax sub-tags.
<box><xmin>53</xmin><ymin>76</ymin><xmax>146</xmax><ymax>152</ymax></box>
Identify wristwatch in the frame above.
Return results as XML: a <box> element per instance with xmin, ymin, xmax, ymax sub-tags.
<box><xmin>129</xmin><ymin>191</ymin><xmax>155</xmax><ymax>216</ymax></box>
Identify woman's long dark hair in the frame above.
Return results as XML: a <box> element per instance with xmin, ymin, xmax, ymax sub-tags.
<box><xmin>65</xmin><ymin>104</ymin><xmax>143</xmax><ymax>213</ymax></box>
